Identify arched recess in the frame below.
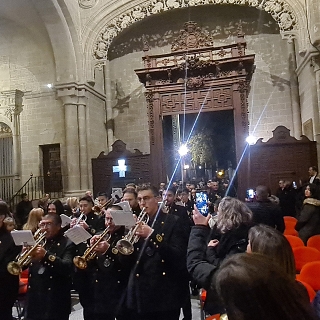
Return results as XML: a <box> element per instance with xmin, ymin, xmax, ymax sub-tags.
<box><xmin>0</xmin><ymin>121</ymin><xmax>14</xmax><ymax>202</ymax></box>
<box><xmin>83</xmin><ymin>0</ymin><xmax>307</xmax><ymax>79</ymax></box>
<box><xmin>31</xmin><ymin>0</ymin><xmax>81</xmax><ymax>83</ymax></box>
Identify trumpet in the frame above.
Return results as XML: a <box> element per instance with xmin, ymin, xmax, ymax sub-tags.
<box><xmin>7</xmin><ymin>230</ymin><xmax>47</xmax><ymax>276</ymax></box>
<box><xmin>116</xmin><ymin>208</ymin><xmax>149</xmax><ymax>255</ymax></box>
<box><xmin>93</xmin><ymin>198</ymin><xmax>114</xmax><ymax>215</ymax></box>
<box><xmin>73</xmin><ymin>226</ymin><xmax>111</xmax><ymax>269</ymax></box>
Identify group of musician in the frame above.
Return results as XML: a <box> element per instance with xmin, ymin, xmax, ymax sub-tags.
<box><xmin>0</xmin><ymin>184</ymin><xmax>194</xmax><ymax>320</ymax></box>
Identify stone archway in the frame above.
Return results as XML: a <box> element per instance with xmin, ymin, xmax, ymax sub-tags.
<box><xmin>88</xmin><ymin>0</ymin><xmax>305</xmax><ymax>65</ymax></box>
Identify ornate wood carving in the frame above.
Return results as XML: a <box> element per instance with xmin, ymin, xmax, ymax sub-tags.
<box><xmin>135</xmin><ymin>22</ymin><xmax>255</xmax><ymax>196</ymax></box>
<box><xmin>248</xmin><ymin>126</ymin><xmax>317</xmax><ymax>195</ymax></box>
<box><xmin>171</xmin><ymin>21</ymin><xmax>213</xmax><ymax>52</ymax></box>
<box><xmin>92</xmin><ymin>139</ymin><xmax>150</xmax><ymax>195</ymax></box>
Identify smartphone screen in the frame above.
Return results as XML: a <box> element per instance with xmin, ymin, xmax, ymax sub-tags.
<box><xmin>195</xmin><ymin>191</ymin><xmax>209</xmax><ymax>216</ymax></box>
<box><xmin>246</xmin><ymin>189</ymin><xmax>255</xmax><ymax>199</ymax></box>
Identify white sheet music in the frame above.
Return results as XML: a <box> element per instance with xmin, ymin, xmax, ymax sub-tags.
<box><xmin>11</xmin><ymin>230</ymin><xmax>36</xmax><ymax>246</ymax></box>
<box><xmin>64</xmin><ymin>225</ymin><xmax>92</xmax><ymax>245</ymax></box>
<box><xmin>110</xmin><ymin>208</ymin><xmax>135</xmax><ymax>227</ymax></box>
<box><xmin>60</xmin><ymin>214</ymin><xmax>72</xmax><ymax>228</ymax></box>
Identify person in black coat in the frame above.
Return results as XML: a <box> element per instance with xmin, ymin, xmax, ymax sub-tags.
<box><xmin>187</xmin><ymin>196</ymin><xmax>253</xmax><ymax>316</ymax></box>
<box><xmin>25</xmin><ymin>213</ymin><xmax>76</xmax><ymax>320</ymax></box>
<box><xmin>120</xmin><ymin>186</ymin><xmax>188</xmax><ymax>320</ymax></box>
<box><xmin>0</xmin><ymin>201</ymin><xmax>21</xmax><ymax>320</ymax></box>
<box><xmin>246</xmin><ymin>185</ymin><xmax>285</xmax><ymax>233</ymax></box>
<box><xmin>75</xmin><ymin>205</ymin><xmax>131</xmax><ymax>320</ymax></box>
<box><xmin>15</xmin><ymin>193</ymin><xmax>33</xmax><ymax>229</ymax></box>
<box><xmin>295</xmin><ymin>183</ymin><xmax>320</xmax><ymax>244</ymax></box>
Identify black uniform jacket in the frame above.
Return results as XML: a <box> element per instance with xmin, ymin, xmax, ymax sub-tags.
<box><xmin>25</xmin><ymin>231</ymin><xmax>76</xmax><ymax>319</ymax></box>
<box><xmin>0</xmin><ymin>226</ymin><xmax>21</xmax><ymax>306</ymax></box>
<box><xmin>124</xmin><ymin>210</ymin><xmax>187</xmax><ymax>314</ymax></box>
<box><xmin>75</xmin><ymin>227</ymin><xmax>131</xmax><ymax>316</ymax></box>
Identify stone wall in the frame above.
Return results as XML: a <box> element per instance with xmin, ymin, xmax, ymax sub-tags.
<box><xmin>108</xmin><ymin>4</ymin><xmax>294</xmax><ymax>153</ymax></box>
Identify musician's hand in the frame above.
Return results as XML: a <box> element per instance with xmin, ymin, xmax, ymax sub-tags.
<box><xmin>79</xmin><ymin>220</ymin><xmax>89</xmax><ymax>230</ymax></box>
<box><xmin>135</xmin><ymin>223</ymin><xmax>153</xmax><ymax>239</ymax></box>
<box><xmin>31</xmin><ymin>246</ymin><xmax>47</xmax><ymax>261</ymax></box>
<box><xmin>70</xmin><ymin>218</ymin><xmax>78</xmax><ymax>228</ymax></box>
<box><xmin>193</xmin><ymin>205</ymin><xmax>211</xmax><ymax>226</ymax></box>
<box><xmin>93</xmin><ymin>240</ymin><xmax>110</xmax><ymax>253</ymax></box>
<box><xmin>208</xmin><ymin>239</ymin><xmax>219</xmax><ymax>247</ymax></box>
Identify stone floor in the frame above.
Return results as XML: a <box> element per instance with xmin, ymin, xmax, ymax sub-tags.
<box><xmin>69</xmin><ymin>295</ymin><xmax>202</xmax><ymax>320</ymax></box>
<box><xmin>13</xmin><ymin>293</ymin><xmax>202</xmax><ymax>320</ymax></box>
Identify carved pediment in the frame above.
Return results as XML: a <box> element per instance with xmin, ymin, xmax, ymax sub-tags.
<box><xmin>171</xmin><ymin>21</ymin><xmax>213</xmax><ymax>52</ymax></box>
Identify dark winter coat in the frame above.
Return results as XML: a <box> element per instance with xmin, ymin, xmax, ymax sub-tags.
<box><xmin>295</xmin><ymin>198</ymin><xmax>320</xmax><ymax>244</ymax></box>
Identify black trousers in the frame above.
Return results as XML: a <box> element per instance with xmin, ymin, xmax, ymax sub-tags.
<box><xmin>118</xmin><ymin>309</ymin><xmax>181</xmax><ymax>320</ymax></box>
<box><xmin>0</xmin><ymin>274</ymin><xmax>19</xmax><ymax>320</ymax></box>
<box><xmin>83</xmin><ymin>310</ymin><xmax>116</xmax><ymax>320</ymax></box>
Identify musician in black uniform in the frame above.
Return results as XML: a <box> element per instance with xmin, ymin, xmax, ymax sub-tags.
<box><xmin>75</xmin><ymin>205</ymin><xmax>130</xmax><ymax>320</ymax></box>
<box><xmin>122</xmin><ymin>188</ymin><xmax>141</xmax><ymax>216</ymax></box>
<box><xmin>163</xmin><ymin>188</ymin><xmax>192</xmax><ymax>320</ymax></box>
<box><xmin>0</xmin><ymin>201</ymin><xmax>21</xmax><ymax>320</ymax></box>
<box><xmin>25</xmin><ymin>213</ymin><xmax>76</xmax><ymax>320</ymax></box>
<box><xmin>121</xmin><ymin>186</ymin><xmax>188</xmax><ymax>320</ymax></box>
<box><xmin>70</xmin><ymin>195</ymin><xmax>105</xmax><ymax>235</ymax></box>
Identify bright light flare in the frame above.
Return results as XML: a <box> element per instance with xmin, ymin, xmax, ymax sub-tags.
<box><xmin>246</xmin><ymin>135</ymin><xmax>256</xmax><ymax>145</ymax></box>
<box><xmin>178</xmin><ymin>144</ymin><xmax>188</xmax><ymax>156</ymax></box>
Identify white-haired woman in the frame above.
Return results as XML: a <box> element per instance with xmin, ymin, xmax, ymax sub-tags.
<box><xmin>187</xmin><ymin>196</ymin><xmax>253</xmax><ymax>316</ymax></box>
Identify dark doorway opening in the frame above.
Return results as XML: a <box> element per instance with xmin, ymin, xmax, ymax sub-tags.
<box><xmin>163</xmin><ymin>110</ymin><xmax>236</xmax><ymax>183</ymax></box>
<box><xmin>41</xmin><ymin>144</ymin><xmax>63</xmax><ymax>196</ymax></box>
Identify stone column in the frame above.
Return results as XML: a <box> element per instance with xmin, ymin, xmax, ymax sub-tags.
<box><xmin>104</xmin><ymin>61</ymin><xmax>114</xmax><ymax>152</ymax></box>
<box><xmin>311</xmin><ymin>55</ymin><xmax>320</xmax><ymax>164</ymax></box>
<box><xmin>78</xmin><ymin>91</ymin><xmax>89</xmax><ymax>191</ymax></box>
<box><xmin>57</xmin><ymin>86</ymin><xmax>87</xmax><ymax>196</ymax></box>
<box><xmin>287</xmin><ymin>39</ymin><xmax>302</xmax><ymax>138</ymax></box>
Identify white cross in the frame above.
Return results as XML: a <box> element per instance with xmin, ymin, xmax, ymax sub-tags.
<box><xmin>113</xmin><ymin>159</ymin><xmax>127</xmax><ymax>178</ymax></box>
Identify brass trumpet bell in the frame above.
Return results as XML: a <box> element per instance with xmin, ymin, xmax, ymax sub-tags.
<box><xmin>116</xmin><ymin>239</ymin><xmax>134</xmax><ymax>255</ymax></box>
<box><xmin>73</xmin><ymin>256</ymin><xmax>88</xmax><ymax>270</ymax></box>
<box><xmin>7</xmin><ymin>261</ymin><xmax>22</xmax><ymax>276</ymax></box>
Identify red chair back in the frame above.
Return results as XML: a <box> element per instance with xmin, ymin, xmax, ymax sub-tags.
<box><xmin>285</xmin><ymin>235</ymin><xmax>304</xmax><ymax>249</ymax></box>
<box><xmin>293</xmin><ymin>246</ymin><xmax>320</xmax><ymax>272</ymax></box>
<box><xmin>307</xmin><ymin>235</ymin><xmax>320</xmax><ymax>252</ymax></box>
<box><xmin>296</xmin><ymin>280</ymin><xmax>316</xmax><ymax>302</ymax></box>
<box><xmin>296</xmin><ymin>261</ymin><xmax>320</xmax><ymax>291</ymax></box>
<box><xmin>284</xmin><ymin>221</ymin><xmax>299</xmax><ymax>236</ymax></box>
<box><xmin>284</xmin><ymin>216</ymin><xmax>298</xmax><ymax>223</ymax></box>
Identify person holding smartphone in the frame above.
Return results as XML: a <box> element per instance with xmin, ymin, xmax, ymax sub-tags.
<box><xmin>187</xmin><ymin>197</ymin><xmax>253</xmax><ymax>316</ymax></box>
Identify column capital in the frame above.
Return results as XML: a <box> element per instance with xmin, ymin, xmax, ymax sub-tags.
<box><xmin>0</xmin><ymin>89</ymin><xmax>24</xmax><ymax>122</ymax></box>
<box><xmin>55</xmin><ymin>82</ymin><xmax>105</xmax><ymax>106</ymax></box>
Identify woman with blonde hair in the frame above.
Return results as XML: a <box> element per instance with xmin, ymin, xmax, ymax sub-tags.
<box><xmin>23</xmin><ymin>208</ymin><xmax>44</xmax><ymax>234</ymax></box>
<box><xmin>66</xmin><ymin>197</ymin><xmax>79</xmax><ymax>216</ymax></box>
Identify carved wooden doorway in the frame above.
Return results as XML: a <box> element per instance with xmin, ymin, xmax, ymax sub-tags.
<box><xmin>135</xmin><ymin>22</ymin><xmax>255</xmax><ymax>198</ymax></box>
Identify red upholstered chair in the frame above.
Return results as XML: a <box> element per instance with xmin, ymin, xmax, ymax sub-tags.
<box><xmin>285</xmin><ymin>235</ymin><xmax>304</xmax><ymax>249</ymax></box>
<box><xmin>284</xmin><ymin>216</ymin><xmax>298</xmax><ymax>223</ymax></box>
<box><xmin>307</xmin><ymin>235</ymin><xmax>320</xmax><ymax>252</ymax></box>
<box><xmin>297</xmin><ymin>280</ymin><xmax>316</xmax><ymax>302</ymax></box>
<box><xmin>284</xmin><ymin>221</ymin><xmax>299</xmax><ymax>236</ymax></box>
<box><xmin>296</xmin><ymin>261</ymin><xmax>320</xmax><ymax>291</ymax></box>
<box><xmin>293</xmin><ymin>246</ymin><xmax>320</xmax><ymax>272</ymax></box>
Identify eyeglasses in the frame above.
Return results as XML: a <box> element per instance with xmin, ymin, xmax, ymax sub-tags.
<box><xmin>137</xmin><ymin>196</ymin><xmax>154</xmax><ymax>203</ymax></box>
<box><xmin>39</xmin><ymin>222</ymin><xmax>54</xmax><ymax>228</ymax></box>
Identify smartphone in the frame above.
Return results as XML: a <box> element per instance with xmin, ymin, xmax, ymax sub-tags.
<box><xmin>246</xmin><ymin>189</ymin><xmax>255</xmax><ymax>199</ymax></box>
<box><xmin>195</xmin><ymin>191</ymin><xmax>209</xmax><ymax>216</ymax></box>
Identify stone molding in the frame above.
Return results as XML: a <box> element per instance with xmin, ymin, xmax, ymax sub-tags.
<box><xmin>55</xmin><ymin>82</ymin><xmax>106</xmax><ymax>105</ymax></box>
<box><xmin>0</xmin><ymin>90</ymin><xmax>24</xmax><ymax>124</ymax></box>
<box><xmin>79</xmin><ymin>0</ymin><xmax>98</xmax><ymax>9</ymax></box>
<box><xmin>93</xmin><ymin>0</ymin><xmax>300</xmax><ymax>60</ymax></box>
